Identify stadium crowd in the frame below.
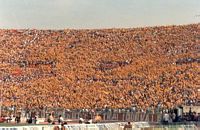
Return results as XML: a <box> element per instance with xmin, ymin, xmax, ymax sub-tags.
<box><xmin>0</xmin><ymin>24</ymin><xmax>199</xmax><ymax>112</ymax></box>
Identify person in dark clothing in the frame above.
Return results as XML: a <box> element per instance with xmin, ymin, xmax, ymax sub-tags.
<box><xmin>15</xmin><ymin>116</ymin><xmax>21</xmax><ymax>123</ymax></box>
<box><xmin>189</xmin><ymin>107</ymin><xmax>192</xmax><ymax>116</ymax></box>
<box><xmin>33</xmin><ymin>115</ymin><xmax>37</xmax><ymax>124</ymax></box>
<box><xmin>27</xmin><ymin>116</ymin><xmax>32</xmax><ymax>124</ymax></box>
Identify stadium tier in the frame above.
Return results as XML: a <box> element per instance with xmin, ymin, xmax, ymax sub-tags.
<box><xmin>0</xmin><ymin>24</ymin><xmax>199</xmax><ymax>110</ymax></box>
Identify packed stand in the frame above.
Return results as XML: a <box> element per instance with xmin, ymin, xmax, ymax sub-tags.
<box><xmin>0</xmin><ymin>24</ymin><xmax>199</xmax><ymax>113</ymax></box>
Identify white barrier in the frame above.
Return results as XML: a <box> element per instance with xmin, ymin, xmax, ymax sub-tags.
<box><xmin>64</xmin><ymin>123</ymin><xmax>122</xmax><ymax>130</ymax></box>
<box><xmin>0</xmin><ymin>124</ymin><xmax>121</xmax><ymax>130</ymax></box>
<box><xmin>0</xmin><ymin>125</ymin><xmax>55</xmax><ymax>130</ymax></box>
<box><xmin>0</xmin><ymin>123</ymin><xmax>198</xmax><ymax>130</ymax></box>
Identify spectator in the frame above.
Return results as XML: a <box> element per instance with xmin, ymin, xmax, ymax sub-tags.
<box><xmin>53</xmin><ymin>126</ymin><xmax>59</xmax><ymax>130</ymax></box>
<box><xmin>33</xmin><ymin>115</ymin><xmax>37</xmax><ymax>124</ymax></box>
<box><xmin>124</xmin><ymin>122</ymin><xmax>132</xmax><ymax>130</ymax></box>
<box><xmin>61</xmin><ymin>123</ymin><xmax>66</xmax><ymax>130</ymax></box>
<box><xmin>58</xmin><ymin>115</ymin><xmax>64</xmax><ymax>124</ymax></box>
<box><xmin>27</xmin><ymin>116</ymin><xmax>32</xmax><ymax>124</ymax></box>
<box><xmin>172</xmin><ymin>112</ymin><xmax>176</xmax><ymax>122</ymax></box>
<box><xmin>94</xmin><ymin>114</ymin><xmax>102</xmax><ymax>123</ymax></box>
<box><xmin>87</xmin><ymin>118</ymin><xmax>93</xmax><ymax>124</ymax></box>
<box><xmin>15</xmin><ymin>115</ymin><xmax>21</xmax><ymax>124</ymax></box>
<box><xmin>79</xmin><ymin>117</ymin><xmax>84</xmax><ymax>124</ymax></box>
<box><xmin>163</xmin><ymin>112</ymin><xmax>170</xmax><ymax>125</ymax></box>
<box><xmin>47</xmin><ymin>114</ymin><xmax>54</xmax><ymax>124</ymax></box>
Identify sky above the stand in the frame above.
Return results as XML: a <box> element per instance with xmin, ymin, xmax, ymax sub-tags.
<box><xmin>0</xmin><ymin>0</ymin><xmax>199</xmax><ymax>29</ymax></box>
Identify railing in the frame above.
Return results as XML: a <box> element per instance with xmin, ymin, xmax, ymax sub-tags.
<box><xmin>1</xmin><ymin>107</ymin><xmax>163</xmax><ymax>123</ymax></box>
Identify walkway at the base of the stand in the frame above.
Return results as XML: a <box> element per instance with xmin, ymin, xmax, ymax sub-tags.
<box><xmin>0</xmin><ymin>122</ymin><xmax>199</xmax><ymax>130</ymax></box>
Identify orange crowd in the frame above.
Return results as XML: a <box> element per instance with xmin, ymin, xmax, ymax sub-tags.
<box><xmin>0</xmin><ymin>24</ymin><xmax>199</xmax><ymax>111</ymax></box>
